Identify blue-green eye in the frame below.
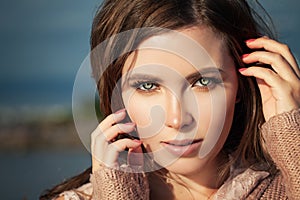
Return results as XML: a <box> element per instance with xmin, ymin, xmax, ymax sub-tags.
<box><xmin>194</xmin><ymin>77</ymin><xmax>212</xmax><ymax>87</ymax></box>
<box><xmin>137</xmin><ymin>82</ymin><xmax>157</xmax><ymax>91</ymax></box>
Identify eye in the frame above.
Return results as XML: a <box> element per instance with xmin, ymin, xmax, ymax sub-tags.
<box><xmin>192</xmin><ymin>76</ymin><xmax>223</xmax><ymax>91</ymax></box>
<box><xmin>137</xmin><ymin>82</ymin><xmax>157</xmax><ymax>91</ymax></box>
<box><xmin>194</xmin><ymin>77</ymin><xmax>212</xmax><ymax>87</ymax></box>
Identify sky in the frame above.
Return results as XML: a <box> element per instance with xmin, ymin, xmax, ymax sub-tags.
<box><xmin>0</xmin><ymin>0</ymin><xmax>299</xmax><ymax>109</ymax></box>
<box><xmin>0</xmin><ymin>0</ymin><xmax>99</xmax><ymax>108</ymax></box>
<box><xmin>1</xmin><ymin>2</ymin><xmax>299</xmax><ymax>199</ymax></box>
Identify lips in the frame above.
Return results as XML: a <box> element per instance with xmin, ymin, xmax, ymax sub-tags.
<box><xmin>161</xmin><ymin>138</ymin><xmax>203</xmax><ymax>157</ymax></box>
<box><xmin>162</xmin><ymin>138</ymin><xmax>203</xmax><ymax>146</ymax></box>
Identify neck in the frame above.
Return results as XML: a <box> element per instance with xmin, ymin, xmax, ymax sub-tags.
<box><xmin>149</xmin><ymin>153</ymin><xmax>229</xmax><ymax>200</ymax></box>
<box><xmin>165</xmin><ymin>172</ymin><xmax>218</xmax><ymax>199</ymax></box>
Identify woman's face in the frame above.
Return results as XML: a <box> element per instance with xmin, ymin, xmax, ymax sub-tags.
<box><xmin>121</xmin><ymin>26</ymin><xmax>238</xmax><ymax>175</ymax></box>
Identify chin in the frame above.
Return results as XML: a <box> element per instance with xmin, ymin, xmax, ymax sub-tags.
<box><xmin>165</xmin><ymin>157</ymin><xmax>210</xmax><ymax>175</ymax></box>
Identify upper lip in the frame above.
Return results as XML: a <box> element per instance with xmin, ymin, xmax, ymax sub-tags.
<box><xmin>161</xmin><ymin>138</ymin><xmax>203</xmax><ymax>146</ymax></box>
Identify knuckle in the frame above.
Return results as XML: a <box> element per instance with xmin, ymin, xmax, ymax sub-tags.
<box><xmin>280</xmin><ymin>43</ymin><xmax>290</xmax><ymax>52</ymax></box>
<box><xmin>104</xmin><ymin>114</ymin><xmax>115</xmax><ymax>125</ymax></box>
<box><xmin>91</xmin><ymin>127</ymin><xmax>104</xmax><ymax>140</ymax></box>
<box><xmin>107</xmin><ymin>144</ymin><xmax>116</xmax><ymax>153</ymax></box>
<box><xmin>102</xmin><ymin>113</ymin><xmax>117</xmax><ymax>126</ymax></box>
<box><xmin>115</xmin><ymin>138</ymin><xmax>130</xmax><ymax>146</ymax></box>
<box><xmin>263</xmin><ymin>68</ymin><xmax>274</xmax><ymax>76</ymax></box>
<box><xmin>285</xmin><ymin>84</ymin><xmax>293</xmax><ymax>94</ymax></box>
<box><xmin>91</xmin><ymin>130</ymin><xmax>98</xmax><ymax>140</ymax></box>
<box><xmin>284</xmin><ymin>82</ymin><xmax>299</xmax><ymax>96</ymax></box>
<box><xmin>109</xmin><ymin>142</ymin><xmax>123</xmax><ymax>152</ymax></box>
<box><xmin>273</xmin><ymin>54</ymin><xmax>284</xmax><ymax>62</ymax></box>
<box><xmin>113</xmin><ymin>138</ymin><xmax>135</xmax><ymax>150</ymax></box>
<box><xmin>112</xmin><ymin>124</ymin><xmax>123</xmax><ymax>134</ymax></box>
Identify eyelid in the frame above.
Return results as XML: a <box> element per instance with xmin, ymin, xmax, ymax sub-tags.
<box><xmin>129</xmin><ymin>79</ymin><xmax>158</xmax><ymax>86</ymax></box>
<box><xmin>192</xmin><ymin>76</ymin><xmax>222</xmax><ymax>87</ymax></box>
<box><xmin>140</xmin><ymin>82</ymin><xmax>158</xmax><ymax>91</ymax></box>
<box><xmin>129</xmin><ymin>80</ymin><xmax>160</xmax><ymax>92</ymax></box>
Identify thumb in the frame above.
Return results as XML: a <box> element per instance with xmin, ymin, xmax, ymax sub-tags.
<box><xmin>127</xmin><ymin>142</ymin><xmax>144</xmax><ymax>168</ymax></box>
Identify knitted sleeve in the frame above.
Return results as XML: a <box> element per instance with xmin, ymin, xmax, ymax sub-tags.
<box><xmin>90</xmin><ymin>165</ymin><xmax>150</xmax><ymax>200</ymax></box>
<box><xmin>260</xmin><ymin>108</ymin><xmax>300</xmax><ymax>199</ymax></box>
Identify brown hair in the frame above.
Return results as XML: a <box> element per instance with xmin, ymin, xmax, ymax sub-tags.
<box><xmin>40</xmin><ymin>0</ymin><xmax>276</xmax><ymax>199</ymax></box>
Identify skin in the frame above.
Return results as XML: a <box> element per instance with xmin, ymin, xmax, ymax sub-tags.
<box><xmin>91</xmin><ymin>27</ymin><xmax>300</xmax><ymax>199</ymax></box>
<box><xmin>121</xmin><ymin>26</ymin><xmax>238</xmax><ymax>197</ymax></box>
<box><xmin>241</xmin><ymin>37</ymin><xmax>300</xmax><ymax>121</ymax></box>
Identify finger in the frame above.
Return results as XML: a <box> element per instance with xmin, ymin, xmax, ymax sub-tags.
<box><xmin>255</xmin><ymin>78</ymin><xmax>277</xmax><ymax>119</ymax></box>
<box><xmin>128</xmin><ymin>145</ymin><xmax>144</xmax><ymax>167</ymax></box>
<box><xmin>239</xmin><ymin>66</ymin><xmax>283</xmax><ymax>88</ymax></box>
<box><xmin>105</xmin><ymin>139</ymin><xmax>142</xmax><ymax>167</ymax></box>
<box><xmin>91</xmin><ymin>122</ymin><xmax>135</xmax><ymax>161</ymax></box>
<box><xmin>239</xmin><ymin>67</ymin><xmax>298</xmax><ymax>110</ymax></box>
<box><xmin>91</xmin><ymin>131</ymin><xmax>108</xmax><ymax>164</ymax></box>
<box><xmin>242</xmin><ymin>51</ymin><xmax>298</xmax><ymax>81</ymax></box>
<box><xmin>246</xmin><ymin>37</ymin><xmax>300</xmax><ymax>77</ymax></box>
<box><xmin>102</xmin><ymin>122</ymin><xmax>136</xmax><ymax>141</ymax></box>
<box><xmin>91</xmin><ymin>109</ymin><xmax>127</xmax><ymax>154</ymax></box>
<box><xmin>95</xmin><ymin>109</ymin><xmax>126</xmax><ymax>133</ymax></box>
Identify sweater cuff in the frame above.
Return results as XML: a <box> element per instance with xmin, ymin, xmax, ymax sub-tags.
<box><xmin>90</xmin><ymin>165</ymin><xmax>149</xmax><ymax>200</ymax></box>
<box><xmin>260</xmin><ymin>108</ymin><xmax>300</xmax><ymax>198</ymax></box>
<box><xmin>260</xmin><ymin>108</ymin><xmax>300</xmax><ymax>162</ymax></box>
<box><xmin>261</xmin><ymin>108</ymin><xmax>300</xmax><ymax>135</ymax></box>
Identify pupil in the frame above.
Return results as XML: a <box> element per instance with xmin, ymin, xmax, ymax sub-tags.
<box><xmin>144</xmin><ymin>83</ymin><xmax>153</xmax><ymax>89</ymax></box>
<box><xmin>200</xmin><ymin>78</ymin><xmax>209</xmax><ymax>85</ymax></box>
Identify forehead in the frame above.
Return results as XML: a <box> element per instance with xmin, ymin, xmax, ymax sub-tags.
<box><xmin>123</xmin><ymin>26</ymin><xmax>233</xmax><ymax>75</ymax></box>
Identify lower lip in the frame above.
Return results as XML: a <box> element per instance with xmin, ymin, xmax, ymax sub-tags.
<box><xmin>161</xmin><ymin>141</ymin><xmax>202</xmax><ymax>157</ymax></box>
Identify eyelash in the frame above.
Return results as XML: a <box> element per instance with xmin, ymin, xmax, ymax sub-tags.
<box><xmin>130</xmin><ymin>77</ymin><xmax>221</xmax><ymax>93</ymax></box>
<box><xmin>192</xmin><ymin>77</ymin><xmax>222</xmax><ymax>89</ymax></box>
<box><xmin>130</xmin><ymin>81</ymin><xmax>159</xmax><ymax>92</ymax></box>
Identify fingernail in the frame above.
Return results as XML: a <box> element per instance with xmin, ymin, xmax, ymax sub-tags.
<box><xmin>242</xmin><ymin>54</ymin><xmax>249</xmax><ymax>59</ymax></box>
<box><xmin>115</xmin><ymin>108</ymin><xmax>126</xmax><ymax>114</ymax></box>
<box><xmin>133</xmin><ymin>139</ymin><xmax>142</xmax><ymax>143</ymax></box>
<box><xmin>119</xmin><ymin>123</ymin><xmax>135</xmax><ymax>132</ymax></box>
<box><xmin>239</xmin><ymin>68</ymin><xmax>247</xmax><ymax>72</ymax></box>
<box><xmin>245</xmin><ymin>39</ymin><xmax>256</xmax><ymax>43</ymax></box>
<box><xmin>114</xmin><ymin>109</ymin><xmax>126</xmax><ymax>119</ymax></box>
<box><xmin>125</xmin><ymin>122</ymin><xmax>136</xmax><ymax>126</ymax></box>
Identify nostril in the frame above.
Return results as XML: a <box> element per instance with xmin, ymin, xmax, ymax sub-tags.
<box><xmin>179</xmin><ymin>114</ymin><xmax>195</xmax><ymax>132</ymax></box>
<box><xmin>165</xmin><ymin>116</ymin><xmax>181</xmax><ymax>129</ymax></box>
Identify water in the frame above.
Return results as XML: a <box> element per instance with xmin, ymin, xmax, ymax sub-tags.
<box><xmin>0</xmin><ymin>149</ymin><xmax>91</xmax><ymax>200</ymax></box>
<box><xmin>0</xmin><ymin>0</ymin><xmax>299</xmax><ymax>108</ymax></box>
<box><xmin>0</xmin><ymin>1</ymin><xmax>300</xmax><ymax>200</ymax></box>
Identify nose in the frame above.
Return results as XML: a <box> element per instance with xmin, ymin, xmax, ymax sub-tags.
<box><xmin>165</xmin><ymin>92</ymin><xmax>194</xmax><ymax>130</ymax></box>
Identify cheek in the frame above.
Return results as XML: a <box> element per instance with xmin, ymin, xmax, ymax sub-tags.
<box><xmin>196</xmin><ymin>83</ymin><xmax>238</xmax><ymax>157</ymax></box>
<box><xmin>122</xmin><ymin>90</ymin><xmax>150</xmax><ymax>126</ymax></box>
<box><xmin>196</xmin><ymin>96</ymin><xmax>212</xmax><ymax>133</ymax></box>
<box><xmin>124</xmin><ymin>93</ymin><xmax>166</xmax><ymax>139</ymax></box>
<box><xmin>127</xmin><ymin>97</ymin><xmax>151</xmax><ymax>127</ymax></box>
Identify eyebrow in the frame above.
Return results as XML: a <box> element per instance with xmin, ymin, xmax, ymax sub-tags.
<box><xmin>185</xmin><ymin>67</ymin><xmax>225</xmax><ymax>81</ymax></box>
<box><xmin>124</xmin><ymin>67</ymin><xmax>225</xmax><ymax>84</ymax></box>
<box><xmin>124</xmin><ymin>73</ymin><xmax>163</xmax><ymax>82</ymax></box>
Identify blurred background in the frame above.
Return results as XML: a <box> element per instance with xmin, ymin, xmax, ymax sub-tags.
<box><xmin>0</xmin><ymin>0</ymin><xmax>299</xmax><ymax>199</ymax></box>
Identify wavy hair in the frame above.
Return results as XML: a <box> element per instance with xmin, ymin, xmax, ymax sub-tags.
<box><xmin>40</xmin><ymin>0</ymin><xmax>276</xmax><ymax>199</ymax></box>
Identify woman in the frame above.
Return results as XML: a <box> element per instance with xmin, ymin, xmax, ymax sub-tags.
<box><xmin>40</xmin><ymin>0</ymin><xmax>300</xmax><ymax>199</ymax></box>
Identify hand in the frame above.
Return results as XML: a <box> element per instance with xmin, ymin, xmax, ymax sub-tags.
<box><xmin>91</xmin><ymin>109</ymin><xmax>143</xmax><ymax>173</ymax></box>
<box><xmin>240</xmin><ymin>37</ymin><xmax>300</xmax><ymax>121</ymax></box>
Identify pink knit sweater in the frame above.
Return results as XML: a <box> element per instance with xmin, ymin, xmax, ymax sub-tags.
<box><xmin>60</xmin><ymin>109</ymin><xmax>300</xmax><ymax>199</ymax></box>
